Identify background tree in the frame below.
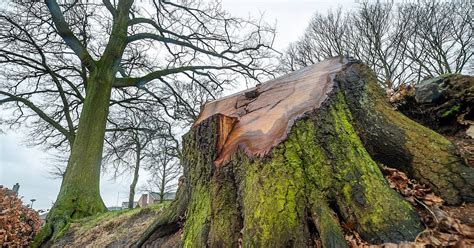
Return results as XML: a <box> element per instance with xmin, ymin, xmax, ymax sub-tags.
<box><xmin>280</xmin><ymin>8</ymin><xmax>349</xmax><ymax>69</ymax></box>
<box><xmin>349</xmin><ymin>1</ymin><xmax>411</xmax><ymax>88</ymax></box>
<box><xmin>0</xmin><ymin>2</ymin><xmax>87</xmax><ymax>152</ymax></box>
<box><xmin>0</xmin><ymin>0</ymin><xmax>238</xmax><ymax>171</ymax></box>
<box><xmin>103</xmin><ymin>101</ymin><xmax>180</xmax><ymax>209</ymax></box>
<box><xmin>141</xmin><ymin>139</ymin><xmax>181</xmax><ymax>204</ymax></box>
<box><xmin>280</xmin><ymin>0</ymin><xmax>473</xmax><ymax>88</ymax></box>
<box><xmin>400</xmin><ymin>1</ymin><xmax>473</xmax><ymax>79</ymax></box>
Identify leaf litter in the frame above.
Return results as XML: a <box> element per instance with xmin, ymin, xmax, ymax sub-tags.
<box><xmin>341</xmin><ymin>166</ymin><xmax>474</xmax><ymax>248</ymax></box>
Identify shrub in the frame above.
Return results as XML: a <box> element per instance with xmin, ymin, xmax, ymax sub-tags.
<box><xmin>0</xmin><ymin>186</ymin><xmax>42</xmax><ymax>247</ymax></box>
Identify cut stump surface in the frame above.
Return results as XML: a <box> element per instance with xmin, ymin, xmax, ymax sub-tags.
<box><xmin>195</xmin><ymin>57</ymin><xmax>346</xmax><ymax>165</ymax></box>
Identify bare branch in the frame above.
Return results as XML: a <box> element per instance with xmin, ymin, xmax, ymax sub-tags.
<box><xmin>45</xmin><ymin>0</ymin><xmax>96</xmax><ymax>71</ymax></box>
<box><xmin>113</xmin><ymin>65</ymin><xmax>239</xmax><ymax>88</ymax></box>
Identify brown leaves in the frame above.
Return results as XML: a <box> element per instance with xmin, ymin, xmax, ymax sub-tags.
<box><xmin>414</xmin><ymin>204</ymin><xmax>474</xmax><ymax>247</ymax></box>
<box><xmin>451</xmin><ymin>137</ymin><xmax>474</xmax><ymax>167</ymax></box>
<box><xmin>343</xmin><ymin>229</ymin><xmax>425</xmax><ymax>248</ymax></box>
<box><xmin>341</xmin><ymin>167</ymin><xmax>474</xmax><ymax>247</ymax></box>
<box><xmin>0</xmin><ymin>186</ymin><xmax>42</xmax><ymax>247</ymax></box>
<box><xmin>344</xmin><ymin>228</ymin><xmax>371</xmax><ymax>248</ymax></box>
<box><xmin>382</xmin><ymin>166</ymin><xmax>444</xmax><ymax>206</ymax></box>
<box><xmin>388</xmin><ymin>84</ymin><xmax>414</xmax><ymax>105</ymax></box>
<box><xmin>382</xmin><ymin>166</ymin><xmax>474</xmax><ymax>247</ymax></box>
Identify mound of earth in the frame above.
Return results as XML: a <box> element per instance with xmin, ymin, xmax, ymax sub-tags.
<box><xmin>52</xmin><ymin>203</ymin><xmax>170</xmax><ymax>247</ymax></box>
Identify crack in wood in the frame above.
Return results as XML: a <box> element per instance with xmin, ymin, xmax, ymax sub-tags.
<box><xmin>194</xmin><ymin>57</ymin><xmax>346</xmax><ymax>165</ymax></box>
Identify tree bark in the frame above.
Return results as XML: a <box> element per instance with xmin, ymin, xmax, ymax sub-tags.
<box><xmin>33</xmin><ymin>1</ymin><xmax>133</xmax><ymax>245</ymax></box>
<box><xmin>32</xmin><ymin>71</ymin><xmax>113</xmax><ymax>247</ymax></box>
<box><xmin>336</xmin><ymin>66</ymin><xmax>474</xmax><ymax>204</ymax></box>
<box><xmin>159</xmin><ymin>167</ymin><xmax>166</xmax><ymax>204</ymax></box>
<box><xmin>136</xmin><ymin>57</ymin><xmax>474</xmax><ymax>247</ymax></box>
<box><xmin>129</xmin><ymin>141</ymin><xmax>141</xmax><ymax>209</ymax></box>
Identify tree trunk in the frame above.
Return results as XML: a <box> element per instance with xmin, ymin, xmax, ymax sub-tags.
<box><xmin>33</xmin><ymin>1</ymin><xmax>132</xmax><ymax>246</ymax></box>
<box><xmin>159</xmin><ymin>162</ymin><xmax>167</xmax><ymax>204</ymax></box>
<box><xmin>129</xmin><ymin>142</ymin><xmax>141</xmax><ymax>209</ymax></box>
<box><xmin>336</xmin><ymin>66</ymin><xmax>474</xmax><ymax>204</ymax></box>
<box><xmin>33</xmin><ymin>72</ymin><xmax>113</xmax><ymax>247</ymax></box>
<box><xmin>136</xmin><ymin>57</ymin><xmax>474</xmax><ymax>247</ymax></box>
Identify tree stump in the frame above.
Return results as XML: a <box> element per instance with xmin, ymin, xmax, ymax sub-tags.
<box><xmin>136</xmin><ymin>57</ymin><xmax>474</xmax><ymax>247</ymax></box>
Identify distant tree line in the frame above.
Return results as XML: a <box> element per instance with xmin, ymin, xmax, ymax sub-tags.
<box><xmin>280</xmin><ymin>0</ymin><xmax>473</xmax><ymax>89</ymax></box>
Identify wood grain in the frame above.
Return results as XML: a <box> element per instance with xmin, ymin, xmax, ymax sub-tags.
<box><xmin>194</xmin><ymin>57</ymin><xmax>347</xmax><ymax>165</ymax></box>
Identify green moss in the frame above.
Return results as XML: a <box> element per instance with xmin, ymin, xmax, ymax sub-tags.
<box><xmin>178</xmin><ymin>116</ymin><xmax>224</xmax><ymax>248</ymax></box>
<box><xmin>240</xmin><ymin>143</ymin><xmax>307</xmax><ymax>247</ymax></box>
<box><xmin>441</xmin><ymin>104</ymin><xmax>460</xmax><ymax>118</ymax></box>
<box><xmin>180</xmin><ymin>118</ymin><xmax>217</xmax><ymax>247</ymax></box>
<box><xmin>181</xmin><ymin>184</ymin><xmax>211</xmax><ymax>247</ymax></box>
<box><xmin>287</xmin><ymin>120</ymin><xmax>348</xmax><ymax>247</ymax></box>
<box><xmin>361</xmin><ymin>65</ymin><xmax>471</xmax><ymax>204</ymax></box>
<box><xmin>208</xmin><ymin>167</ymin><xmax>240</xmax><ymax>247</ymax></box>
<box><xmin>175</xmin><ymin>81</ymin><xmax>423</xmax><ymax>246</ymax></box>
<box><xmin>290</xmin><ymin>121</ymin><xmax>332</xmax><ymax>192</ymax></box>
<box><xmin>313</xmin><ymin>203</ymin><xmax>348</xmax><ymax>248</ymax></box>
<box><xmin>326</xmin><ymin>93</ymin><xmax>420</xmax><ymax>241</ymax></box>
<box><xmin>53</xmin><ymin>223</ymin><xmax>70</xmax><ymax>240</ymax></box>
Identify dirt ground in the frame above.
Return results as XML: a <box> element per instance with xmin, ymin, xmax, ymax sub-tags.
<box><xmin>53</xmin><ymin>203</ymin><xmax>167</xmax><ymax>248</ymax></box>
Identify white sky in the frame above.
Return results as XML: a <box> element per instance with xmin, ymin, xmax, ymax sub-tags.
<box><xmin>0</xmin><ymin>0</ymin><xmax>360</xmax><ymax>210</ymax></box>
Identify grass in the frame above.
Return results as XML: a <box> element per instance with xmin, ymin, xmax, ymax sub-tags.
<box><xmin>72</xmin><ymin>201</ymin><xmax>171</xmax><ymax>234</ymax></box>
<box><xmin>50</xmin><ymin>201</ymin><xmax>173</xmax><ymax>247</ymax></box>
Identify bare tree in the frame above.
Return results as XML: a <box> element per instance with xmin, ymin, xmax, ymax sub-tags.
<box><xmin>142</xmin><ymin>139</ymin><xmax>181</xmax><ymax>204</ymax></box>
<box><xmin>350</xmin><ymin>0</ymin><xmax>412</xmax><ymax>88</ymax></box>
<box><xmin>103</xmin><ymin>101</ymin><xmax>179</xmax><ymax>209</ymax></box>
<box><xmin>279</xmin><ymin>8</ymin><xmax>349</xmax><ymax>72</ymax></box>
<box><xmin>281</xmin><ymin>0</ymin><xmax>473</xmax><ymax>88</ymax></box>
<box><xmin>0</xmin><ymin>2</ymin><xmax>88</xmax><ymax>152</ymax></box>
<box><xmin>401</xmin><ymin>0</ymin><xmax>473</xmax><ymax>78</ymax></box>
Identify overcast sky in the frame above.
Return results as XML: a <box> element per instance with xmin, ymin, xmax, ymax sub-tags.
<box><xmin>0</xmin><ymin>0</ymin><xmax>360</xmax><ymax>210</ymax></box>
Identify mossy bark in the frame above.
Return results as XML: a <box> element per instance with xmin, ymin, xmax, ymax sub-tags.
<box><xmin>137</xmin><ymin>58</ymin><xmax>473</xmax><ymax>247</ymax></box>
<box><xmin>32</xmin><ymin>72</ymin><xmax>115</xmax><ymax>247</ymax></box>
<box><xmin>336</xmin><ymin>64</ymin><xmax>474</xmax><ymax>205</ymax></box>
<box><xmin>137</xmin><ymin>94</ymin><xmax>422</xmax><ymax>247</ymax></box>
<box><xmin>34</xmin><ymin>2</ymin><xmax>134</xmax><ymax>246</ymax></box>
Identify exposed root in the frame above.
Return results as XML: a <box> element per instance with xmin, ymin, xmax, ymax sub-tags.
<box><xmin>134</xmin><ymin>177</ymin><xmax>190</xmax><ymax>247</ymax></box>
